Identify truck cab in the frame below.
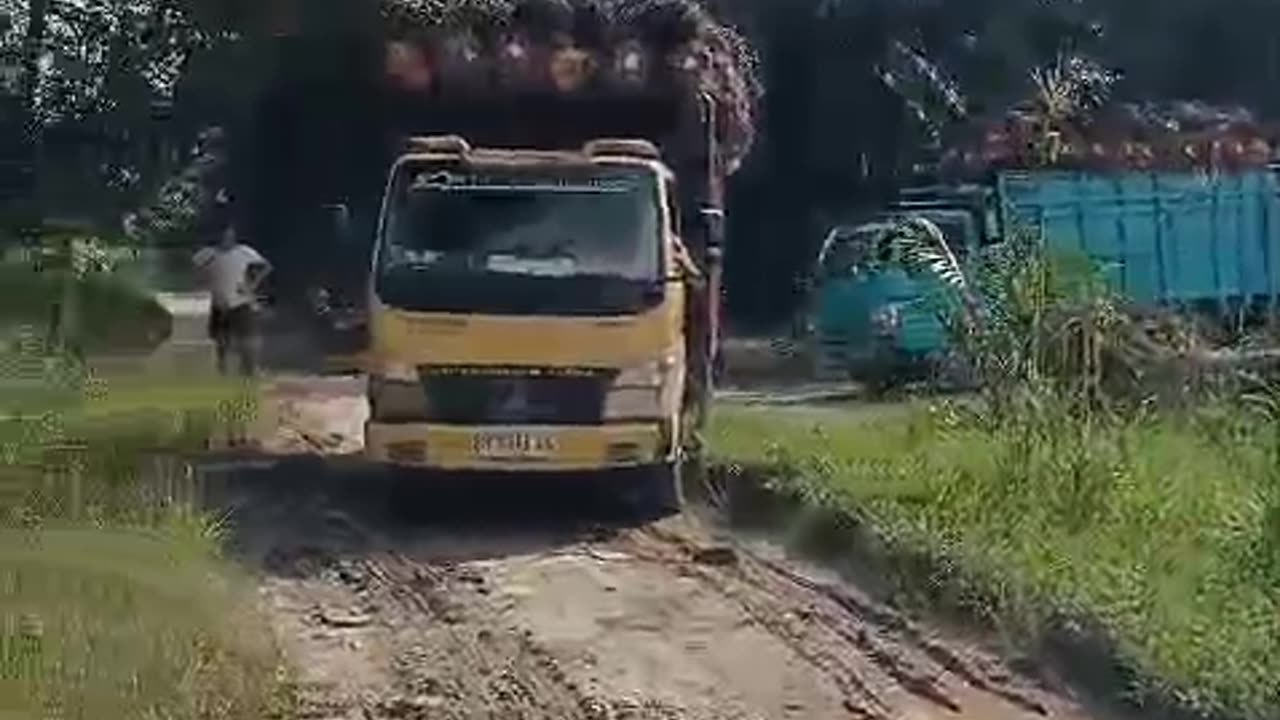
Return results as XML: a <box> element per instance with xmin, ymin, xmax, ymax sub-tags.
<box><xmin>360</xmin><ymin>135</ymin><xmax>701</xmax><ymax>513</ymax></box>
<box><xmin>808</xmin><ymin>205</ymin><xmax>983</xmax><ymax>391</ymax></box>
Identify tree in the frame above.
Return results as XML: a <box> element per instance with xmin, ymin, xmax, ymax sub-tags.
<box><xmin>0</xmin><ymin>0</ymin><xmax>238</xmax><ymax>229</ymax></box>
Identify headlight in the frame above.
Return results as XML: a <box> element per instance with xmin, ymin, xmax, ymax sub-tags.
<box><xmin>871</xmin><ymin>304</ymin><xmax>902</xmax><ymax>335</ymax></box>
<box><xmin>604</xmin><ymin>357</ymin><xmax>678</xmax><ymax>420</ymax></box>
<box><xmin>613</xmin><ymin>359</ymin><xmax>663</xmax><ymax>388</ymax></box>
<box><xmin>604</xmin><ymin>387</ymin><xmax>663</xmax><ymax>420</ymax></box>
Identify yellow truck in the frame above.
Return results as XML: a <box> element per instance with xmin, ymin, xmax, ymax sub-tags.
<box><xmin>361</xmin><ymin>135</ymin><xmax>713</xmax><ymax>513</ymax></box>
<box><xmin>232</xmin><ymin>4</ymin><xmax>755</xmax><ymax>515</ymax></box>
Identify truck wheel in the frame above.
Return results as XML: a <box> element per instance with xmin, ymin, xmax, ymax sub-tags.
<box><xmin>623</xmin><ymin>461</ymin><xmax>685</xmax><ymax>521</ymax></box>
<box><xmin>860</xmin><ymin>370</ymin><xmax>895</xmax><ymax>400</ymax></box>
<box><xmin>934</xmin><ymin>351</ymin><xmax>980</xmax><ymax>392</ymax></box>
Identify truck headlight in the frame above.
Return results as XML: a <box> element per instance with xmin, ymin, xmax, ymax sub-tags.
<box><xmin>871</xmin><ymin>304</ymin><xmax>902</xmax><ymax>336</ymax></box>
<box><xmin>613</xmin><ymin>359</ymin><xmax>665</xmax><ymax>387</ymax></box>
<box><xmin>604</xmin><ymin>357</ymin><xmax>676</xmax><ymax>420</ymax></box>
<box><xmin>604</xmin><ymin>387</ymin><xmax>664</xmax><ymax>420</ymax></box>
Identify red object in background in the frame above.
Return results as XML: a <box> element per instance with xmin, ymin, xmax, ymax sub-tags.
<box><xmin>549</xmin><ymin>42</ymin><xmax>595</xmax><ymax>93</ymax></box>
<box><xmin>1181</xmin><ymin>140</ymin><xmax>1201</xmax><ymax>168</ymax></box>
<box><xmin>1124</xmin><ymin>142</ymin><xmax>1155</xmax><ymax>170</ymax></box>
<box><xmin>496</xmin><ymin>32</ymin><xmax>550</xmax><ymax>91</ymax></box>
<box><xmin>942</xmin><ymin>101</ymin><xmax>1280</xmax><ymax>174</ymax></box>
<box><xmin>1245</xmin><ymin>137</ymin><xmax>1272</xmax><ymax>167</ymax></box>
<box><xmin>1086</xmin><ymin>142</ymin><xmax>1110</xmax><ymax>171</ymax></box>
<box><xmin>1058</xmin><ymin>136</ymin><xmax>1085</xmax><ymax>168</ymax></box>
<box><xmin>385</xmin><ymin>41</ymin><xmax>433</xmax><ymax>92</ymax></box>
<box><xmin>611</xmin><ymin>39</ymin><xmax>650</xmax><ymax>89</ymax></box>
<box><xmin>979</xmin><ymin>129</ymin><xmax>1012</xmax><ymax>166</ymax></box>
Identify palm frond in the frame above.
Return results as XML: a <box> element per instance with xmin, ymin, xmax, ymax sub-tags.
<box><xmin>886</xmin><ymin>216</ymin><xmax>982</xmax><ymax>334</ymax></box>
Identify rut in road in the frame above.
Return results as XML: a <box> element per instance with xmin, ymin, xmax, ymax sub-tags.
<box><xmin>217</xmin><ymin>377</ymin><xmax>1114</xmax><ymax>720</ymax></box>
<box><xmin>234</xmin><ymin>490</ymin><xmax>1096</xmax><ymax>719</ymax></box>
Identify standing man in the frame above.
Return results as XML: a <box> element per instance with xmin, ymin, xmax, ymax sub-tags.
<box><xmin>193</xmin><ymin>221</ymin><xmax>272</xmax><ymax>377</ymax></box>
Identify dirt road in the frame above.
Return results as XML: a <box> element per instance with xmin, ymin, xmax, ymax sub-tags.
<box><xmin>187</xmin><ymin>376</ymin><xmax>1141</xmax><ymax>720</ymax></box>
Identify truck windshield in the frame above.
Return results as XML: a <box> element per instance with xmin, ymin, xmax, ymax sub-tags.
<box><xmin>380</xmin><ymin>166</ymin><xmax>661</xmax><ymax>280</ymax></box>
<box><xmin>823</xmin><ymin>214</ymin><xmax>972</xmax><ymax>278</ymax></box>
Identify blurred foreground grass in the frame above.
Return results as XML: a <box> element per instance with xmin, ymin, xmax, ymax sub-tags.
<box><xmin>710</xmin><ymin>400</ymin><xmax>1280</xmax><ymax>720</ymax></box>
<box><xmin>0</xmin><ymin>262</ymin><xmax>172</xmax><ymax>357</ymax></box>
<box><xmin>0</xmin><ymin>353</ymin><xmax>290</xmax><ymax>719</ymax></box>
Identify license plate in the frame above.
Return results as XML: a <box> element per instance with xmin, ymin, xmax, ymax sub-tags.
<box><xmin>471</xmin><ymin>431</ymin><xmax>559</xmax><ymax>459</ymax></box>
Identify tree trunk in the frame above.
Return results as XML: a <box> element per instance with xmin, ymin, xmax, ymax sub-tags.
<box><xmin>19</xmin><ymin>0</ymin><xmax>49</xmax><ymax>239</ymax></box>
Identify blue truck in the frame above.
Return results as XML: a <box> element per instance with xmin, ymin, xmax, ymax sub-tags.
<box><xmin>809</xmin><ymin>167</ymin><xmax>1280</xmax><ymax>386</ymax></box>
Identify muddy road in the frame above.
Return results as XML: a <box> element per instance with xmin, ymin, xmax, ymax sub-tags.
<box><xmin>186</xmin><ymin>375</ymin><xmax>1140</xmax><ymax>720</ymax></box>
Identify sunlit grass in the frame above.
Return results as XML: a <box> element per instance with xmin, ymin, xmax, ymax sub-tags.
<box><xmin>710</xmin><ymin>399</ymin><xmax>1280</xmax><ymax>720</ymax></box>
<box><xmin>0</xmin><ymin>526</ymin><xmax>290</xmax><ymax>720</ymax></box>
<box><xmin>0</xmin><ymin>365</ymin><xmax>289</xmax><ymax>720</ymax></box>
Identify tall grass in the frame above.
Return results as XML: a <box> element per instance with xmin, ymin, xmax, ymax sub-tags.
<box><xmin>0</xmin><ymin>337</ymin><xmax>288</xmax><ymax>720</ymax></box>
<box><xmin>710</xmin><ymin>225</ymin><xmax>1280</xmax><ymax>718</ymax></box>
<box><xmin>2</xmin><ymin>229</ymin><xmax>175</xmax><ymax>358</ymax></box>
<box><xmin>711</xmin><ymin>399</ymin><xmax>1280</xmax><ymax>719</ymax></box>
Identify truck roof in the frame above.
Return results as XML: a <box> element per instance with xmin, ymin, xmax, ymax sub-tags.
<box><xmin>395</xmin><ymin>139</ymin><xmax>674</xmax><ymax>179</ymax></box>
<box><xmin>383</xmin><ymin>90</ymin><xmax>699</xmax><ymax>158</ymax></box>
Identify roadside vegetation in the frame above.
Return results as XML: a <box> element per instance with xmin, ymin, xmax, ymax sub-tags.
<box><xmin>1</xmin><ymin>234</ymin><xmax>291</xmax><ymax>719</ymax></box>
<box><xmin>0</xmin><ymin>228</ymin><xmax>173</xmax><ymax>357</ymax></box>
<box><xmin>710</xmin><ymin>225</ymin><xmax>1280</xmax><ymax>719</ymax></box>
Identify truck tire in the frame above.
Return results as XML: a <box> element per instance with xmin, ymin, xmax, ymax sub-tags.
<box><xmin>859</xmin><ymin>368</ymin><xmax>896</xmax><ymax>400</ymax></box>
<box><xmin>933</xmin><ymin>351</ymin><xmax>981</xmax><ymax>392</ymax></box>
<box><xmin>623</xmin><ymin>461</ymin><xmax>685</xmax><ymax>521</ymax></box>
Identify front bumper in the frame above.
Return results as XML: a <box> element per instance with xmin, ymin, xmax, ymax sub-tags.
<box><xmin>364</xmin><ymin>421</ymin><xmax>673</xmax><ymax>472</ymax></box>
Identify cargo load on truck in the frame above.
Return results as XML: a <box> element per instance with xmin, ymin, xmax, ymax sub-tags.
<box><xmin>938</xmin><ymin>99</ymin><xmax>1275</xmax><ymax>179</ymax></box>
<box><xmin>378</xmin><ymin>0</ymin><xmax>759</xmax><ymax>170</ymax></box>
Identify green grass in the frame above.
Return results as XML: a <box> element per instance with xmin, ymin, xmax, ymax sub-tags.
<box><xmin>0</xmin><ymin>368</ymin><xmax>288</xmax><ymax>720</ymax></box>
<box><xmin>710</xmin><ymin>399</ymin><xmax>1280</xmax><ymax>720</ymax></box>
<box><xmin>0</xmin><ymin>263</ymin><xmax>172</xmax><ymax>356</ymax></box>
<box><xmin>0</xmin><ymin>526</ymin><xmax>290</xmax><ymax>720</ymax></box>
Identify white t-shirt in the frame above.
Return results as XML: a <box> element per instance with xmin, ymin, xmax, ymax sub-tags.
<box><xmin>193</xmin><ymin>244</ymin><xmax>268</xmax><ymax>310</ymax></box>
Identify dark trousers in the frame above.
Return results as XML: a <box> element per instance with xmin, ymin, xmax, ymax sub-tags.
<box><xmin>208</xmin><ymin>304</ymin><xmax>258</xmax><ymax>377</ymax></box>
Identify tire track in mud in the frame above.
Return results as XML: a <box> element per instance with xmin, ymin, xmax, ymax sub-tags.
<box><xmin>249</xmin><ymin>490</ymin><xmax>1091</xmax><ymax>720</ymax></box>
<box><xmin>251</xmin><ymin>512</ymin><xmax>590</xmax><ymax>719</ymax></box>
<box><xmin>250</xmin><ymin>493</ymin><xmax>680</xmax><ymax>719</ymax></box>
<box><xmin>356</xmin><ymin>550</ymin><xmax>595</xmax><ymax>720</ymax></box>
<box><xmin>615</xmin><ymin>523</ymin><xmax>1060</xmax><ymax>720</ymax></box>
<box><xmin>612</xmin><ymin>527</ymin><xmax>894</xmax><ymax>719</ymax></box>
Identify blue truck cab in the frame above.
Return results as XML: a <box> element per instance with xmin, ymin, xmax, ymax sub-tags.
<box><xmin>808</xmin><ymin>168</ymin><xmax>1280</xmax><ymax>389</ymax></box>
<box><xmin>809</xmin><ymin>185</ymin><xmax>997</xmax><ymax>388</ymax></box>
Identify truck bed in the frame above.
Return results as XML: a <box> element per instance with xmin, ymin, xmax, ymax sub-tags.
<box><xmin>999</xmin><ymin>169</ymin><xmax>1280</xmax><ymax>308</ymax></box>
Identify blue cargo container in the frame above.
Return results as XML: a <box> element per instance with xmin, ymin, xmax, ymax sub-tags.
<box><xmin>999</xmin><ymin>169</ymin><xmax>1280</xmax><ymax>309</ymax></box>
<box><xmin>809</xmin><ymin>168</ymin><xmax>1280</xmax><ymax>385</ymax></box>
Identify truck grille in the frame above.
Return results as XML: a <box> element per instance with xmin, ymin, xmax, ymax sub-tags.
<box><xmin>419</xmin><ymin>366</ymin><xmax>614</xmax><ymax>425</ymax></box>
